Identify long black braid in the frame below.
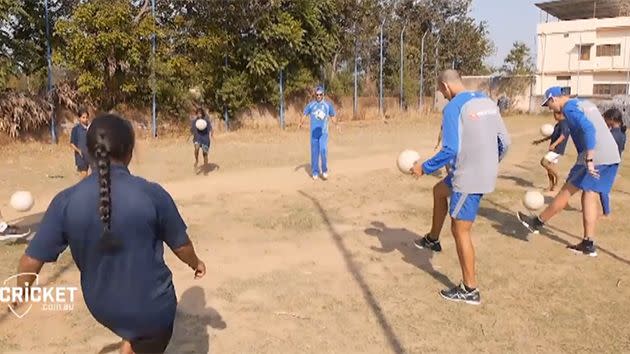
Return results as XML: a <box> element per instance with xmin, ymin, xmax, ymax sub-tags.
<box><xmin>87</xmin><ymin>114</ymin><xmax>135</xmax><ymax>252</ymax></box>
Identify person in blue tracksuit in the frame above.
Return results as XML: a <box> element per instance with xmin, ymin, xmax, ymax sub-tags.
<box><xmin>411</xmin><ymin>70</ymin><xmax>511</xmax><ymax>305</ymax></box>
<box><xmin>299</xmin><ymin>86</ymin><xmax>338</xmax><ymax>180</ymax></box>
<box><xmin>599</xmin><ymin>108</ymin><xmax>626</xmax><ymax>216</ymax></box>
<box><xmin>15</xmin><ymin>114</ymin><xmax>206</xmax><ymax>354</ymax></box>
<box><xmin>518</xmin><ymin>87</ymin><xmax>621</xmax><ymax>257</ymax></box>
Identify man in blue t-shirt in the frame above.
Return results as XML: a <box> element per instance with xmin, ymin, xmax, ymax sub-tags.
<box><xmin>411</xmin><ymin>70</ymin><xmax>511</xmax><ymax>305</ymax></box>
<box><xmin>518</xmin><ymin>87</ymin><xmax>621</xmax><ymax>257</ymax></box>
<box><xmin>532</xmin><ymin>112</ymin><xmax>571</xmax><ymax>191</ymax></box>
<box><xmin>299</xmin><ymin>86</ymin><xmax>338</xmax><ymax>180</ymax></box>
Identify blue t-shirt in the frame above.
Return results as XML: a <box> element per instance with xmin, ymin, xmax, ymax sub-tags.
<box><xmin>550</xmin><ymin>120</ymin><xmax>571</xmax><ymax>155</ymax></box>
<box><xmin>422</xmin><ymin>91</ymin><xmax>510</xmax><ymax>194</ymax></box>
<box><xmin>191</xmin><ymin>116</ymin><xmax>212</xmax><ymax>146</ymax></box>
<box><xmin>70</xmin><ymin>124</ymin><xmax>89</xmax><ymax>163</ymax></box>
<box><xmin>303</xmin><ymin>100</ymin><xmax>336</xmax><ymax>137</ymax></box>
<box><xmin>611</xmin><ymin>127</ymin><xmax>626</xmax><ymax>156</ymax></box>
<box><xmin>26</xmin><ymin>165</ymin><xmax>189</xmax><ymax>340</ymax></box>
<box><xmin>562</xmin><ymin>99</ymin><xmax>620</xmax><ymax>166</ymax></box>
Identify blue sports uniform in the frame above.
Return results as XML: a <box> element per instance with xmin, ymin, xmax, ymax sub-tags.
<box><xmin>422</xmin><ymin>91</ymin><xmax>511</xmax><ymax>221</ymax></box>
<box><xmin>600</xmin><ymin>127</ymin><xmax>626</xmax><ymax>215</ymax></box>
<box><xmin>304</xmin><ymin>99</ymin><xmax>336</xmax><ymax>176</ymax></box>
<box><xmin>70</xmin><ymin>123</ymin><xmax>90</xmax><ymax>171</ymax></box>
<box><xmin>560</xmin><ymin>99</ymin><xmax>620</xmax><ymax>200</ymax></box>
<box><xmin>550</xmin><ymin>120</ymin><xmax>571</xmax><ymax>155</ymax></box>
<box><xmin>191</xmin><ymin>117</ymin><xmax>212</xmax><ymax>153</ymax></box>
<box><xmin>25</xmin><ymin>164</ymin><xmax>190</xmax><ymax>344</ymax></box>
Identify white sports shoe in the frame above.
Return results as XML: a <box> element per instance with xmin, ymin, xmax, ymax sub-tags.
<box><xmin>312</xmin><ymin>174</ymin><xmax>318</xmax><ymax>180</ymax></box>
<box><xmin>321</xmin><ymin>172</ymin><xmax>329</xmax><ymax>180</ymax></box>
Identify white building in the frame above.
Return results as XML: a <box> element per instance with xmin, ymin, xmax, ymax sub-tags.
<box><xmin>535</xmin><ymin>0</ymin><xmax>630</xmax><ymax>98</ymax></box>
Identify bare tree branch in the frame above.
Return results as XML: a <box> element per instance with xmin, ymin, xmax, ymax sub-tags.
<box><xmin>133</xmin><ymin>0</ymin><xmax>151</xmax><ymax>24</ymax></box>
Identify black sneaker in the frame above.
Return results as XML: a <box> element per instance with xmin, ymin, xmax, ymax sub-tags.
<box><xmin>440</xmin><ymin>283</ymin><xmax>481</xmax><ymax>305</ymax></box>
<box><xmin>413</xmin><ymin>235</ymin><xmax>442</xmax><ymax>252</ymax></box>
<box><xmin>517</xmin><ymin>212</ymin><xmax>543</xmax><ymax>234</ymax></box>
<box><xmin>0</xmin><ymin>225</ymin><xmax>31</xmax><ymax>241</ymax></box>
<box><xmin>567</xmin><ymin>239</ymin><xmax>597</xmax><ymax>257</ymax></box>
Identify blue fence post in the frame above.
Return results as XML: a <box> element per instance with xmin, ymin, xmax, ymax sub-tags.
<box><xmin>379</xmin><ymin>19</ymin><xmax>385</xmax><ymax>118</ymax></box>
<box><xmin>419</xmin><ymin>31</ymin><xmax>428</xmax><ymax>110</ymax></box>
<box><xmin>151</xmin><ymin>0</ymin><xmax>157</xmax><ymax>138</ymax></box>
<box><xmin>224</xmin><ymin>55</ymin><xmax>229</xmax><ymax>131</ymax></box>
<box><xmin>44</xmin><ymin>0</ymin><xmax>56</xmax><ymax>143</ymax></box>
<box><xmin>279</xmin><ymin>68</ymin><xmax>285</xmax><ymax>129</ymax></box>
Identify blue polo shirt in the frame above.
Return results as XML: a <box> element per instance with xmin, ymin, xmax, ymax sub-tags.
<box><xmin>562</xmin><ymin>99</ymin><xmax>620</xmax><ymax>166</ymax></box>
<box><xmin>611</xmin><ymin>127</ymin><xmax>626</xmax><ymax>156</ymax></box>
<box><xmin>191</xmin><ymin>116</ymin><xmax>211</xmax><ymax>146</ymax></box>
<box><xmin>550</xmin><ymin>120</ymin><xmax>571</xmax><ymax>155</ymax></box>
<box><xmin>422</xmin><ymin>91</ymin><xmax>511</xmax><ymax>194</ymax></box>
<box><xmin>25</xmin><ymin>165</ymin><xmax>190</xmax><ymax>340</ymax></box>
<box><xmin>70</xmin><ymin>124</ymin><xmax>89</xmax><ymax>164</ymax></box>
<box><xmin>304</xmin><ymin>100</ymin><xmax>336</xmax><ymax>137</ymax></box>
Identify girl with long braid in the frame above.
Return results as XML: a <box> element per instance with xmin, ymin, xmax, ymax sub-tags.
<box><xmin>15</xmin><ymin>114</ymin><xmax>206</xmax><ymax>354</ymax></box>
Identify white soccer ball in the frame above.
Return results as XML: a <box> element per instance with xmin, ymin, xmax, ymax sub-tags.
<box><xmin>195</xmin><ymin>118</ymin><xmax>207</xmax><ymax>131</ymax></box>
<box><xmin>523</xmin><ymin>190</ymin><xmax>545</xmax><ymax>211</ymax></box>
<box><xmin>315</xmin><ymin>110</ymin><xmax>326</xmax><ymax>120</ymax></box>
<box><xmin>540</xmin><ymin>123</ymin><xmax>554</xmax><ymax>137</ymax></box>
<box><xmin>397</xmin><ymin>149</ymin><xmax>421</xmax><ymax>174</ymax></box>
<box><xmin>10</xmin><ymin>191</ymin><xmax>34</xmax><ymax>212</ymax></box>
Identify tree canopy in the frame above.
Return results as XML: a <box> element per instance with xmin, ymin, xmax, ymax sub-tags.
<box><xmin>1</xmin><ymin>0</ymin><xmax>495</xmax><ymax>125</ymax></box>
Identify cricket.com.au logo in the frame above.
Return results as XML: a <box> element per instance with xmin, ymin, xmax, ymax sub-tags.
<box><xmin>1</xmin><ymin>273</ymin><xmax>78</xmax><ymax>318</ymax></box>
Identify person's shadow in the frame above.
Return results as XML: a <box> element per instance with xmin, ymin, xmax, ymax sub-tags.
<box><xmin>166</xmin><ymin>286</ymin><xmax>227</xmax><ymax>354</ymax></box>
<box><xmin>196</xmin><ymin>163</ymin><xmax>220</xmax><ymax>176</ymax></box>
<box><xmin>294</xmin><ymin>163</ymin><xmax>311</xmax><ymax>178</ymax></box>
<box><xmin>365</xmin><ymin>221</ymin><xmax>455</xmax><ymax>289</ymax></box>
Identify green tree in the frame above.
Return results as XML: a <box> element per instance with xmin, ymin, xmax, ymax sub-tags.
<box><xmin>502</xmin><ymin>41</ymin><xmax>535</xmax><ymax>76</ymax></box>
<box><xmin>54</xmin><ymin>0</ymin><xmax>155</xmax><ymax>109</ymax></box>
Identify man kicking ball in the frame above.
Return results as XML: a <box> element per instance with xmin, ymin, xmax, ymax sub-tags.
<box><xmin>411</xmin><ymin>70</ymin><xmax>511</xmax><ymax>305</ymax></box>
<box><xmin>517</xmin><ymin>87</ymin><xmax>621</xmax><ymax>256</ymax></box>
<box><xmin>299</xmin><ymin>86</ymin><xmax>338</xmax><ymax>180</ymax></box>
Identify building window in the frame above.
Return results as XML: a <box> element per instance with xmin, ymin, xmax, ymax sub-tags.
<box><xmin>579</xmin><ymin>45</ymin><xmax>591</xmax><ymax>61</ymax></box>
<box><xmin>557</xmin><ymin>76</ymin><xmax>571</xmax><ymax>81</ymax></box>
<box><xmin>596</xmin><ymin>44</ymin><xmax>621</xmax><ymax>57</ymax></box>
<box><xmin>593</xmin><ymin>84</ymin><xmax>628</xmax><ymax>96</ymax></box>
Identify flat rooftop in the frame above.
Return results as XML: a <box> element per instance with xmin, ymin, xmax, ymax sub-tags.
<box><xmin>535</xmin><ymin>0</ymin><xmax>626</xmax><ymax>20</ymax></box>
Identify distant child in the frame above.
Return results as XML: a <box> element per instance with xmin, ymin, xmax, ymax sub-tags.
<box><xmin>191</xmin><ymin>107</ymin><xmax>213</xmax><ymax>172</ymax></box>
<box><xmin>532</xmin><ymin>111</ymin><xmax>571</xmax><ymax>191</ymax></box>
<box><xmin>70</xmin><ymin>107</ymin><xmax>90</xmax><ymax>179</ymax></box>
<box><xmin>599</xmin><ymin>108</ymin><xmax>626</xmax><ymax>216</ymax></box>
<box><xmin>16</xmin><ymin>114</ymin><xmax>206</xmax><ymax>354</ymax></box>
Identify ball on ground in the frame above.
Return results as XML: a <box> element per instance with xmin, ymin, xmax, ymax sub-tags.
<box><xmin>397</xmin><ymin>149</ymin><xmax>421</xmax><ymax>174</ymax></box>
<box><xmin>195</xmin><ymin>118</ymin><xmax>208</xmax><ymax>131</ymax></box>
<box><xmin>10</xmin><ymin>191</ymin><xmax>34</xmax><ymax>212</ymax></box>
<box><xmin>523</xmin><ymin>190</ymin><xmax>545</xmax><ymax>211</ymax></box>
<box><xmin>540</xmin><ymin>123</ymin><xmax>554</xmax><ymax>137</ymax></box>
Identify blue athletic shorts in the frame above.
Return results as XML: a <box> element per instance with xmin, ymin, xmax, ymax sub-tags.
<box><xmin>194</xmin><ymin>142</ymin><xmax>210</xmax><ymax>153</ymax></box>
<box><xmin>443</xmin><ymin>176</ymin><xmax>484</xmax><ymax>222</ymax></box>
<box><xmin>567</xmin><ymin>163</ymin><xmax>618</xmax><ymax>193</ymax></box>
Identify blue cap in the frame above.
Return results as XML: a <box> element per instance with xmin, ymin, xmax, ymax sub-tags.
<box><xmin>315</xmin><ymin>85</ymin><xmax>325</xmax><ymax>94</ymax></box>
<box><xmin>541</xmin><ymin>86</ymin><xmax>564</xmax><ymax>106</ymax></box>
